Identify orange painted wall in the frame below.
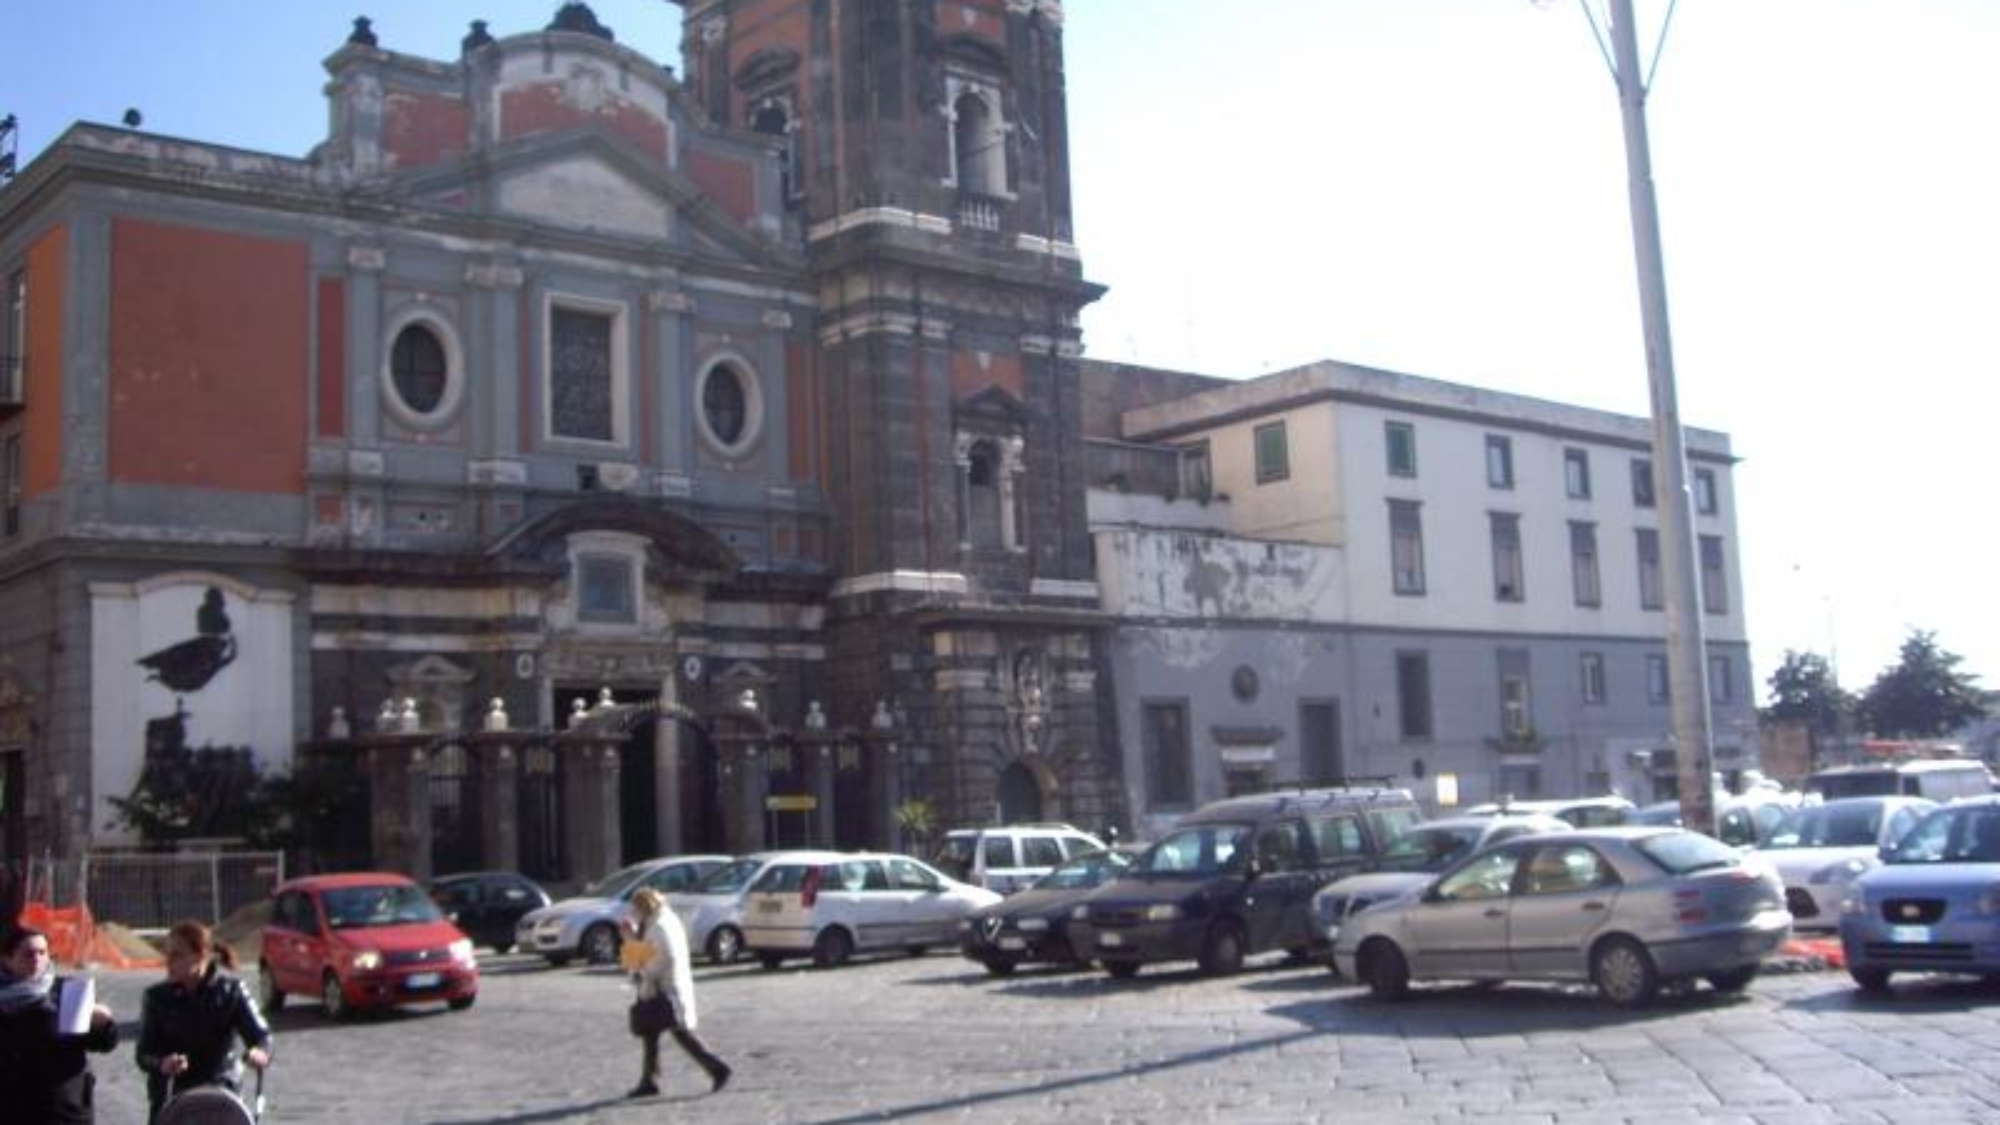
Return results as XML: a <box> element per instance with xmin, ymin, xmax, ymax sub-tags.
<box><xmin>384</xmin><ymin>91</ymin><xmax>470</xmax><ymax>169</ymax></box>
<box><xmin>108</xmin><ymin>219</ymin><xmax>309</xmax><ymax>494</ymax></box>
<box><xmin>21</xmin><ymin>225</ymin><xmax>67</xmax><ymax>499</ymax></box>
<box><xmin>500</xmin><ymin>85</ymin><xmax>669</xmax><ymax>162</ymax></box>
<box><xmin>950</xmin><ymin>351</ymin><xmax>1024</xmax><ymax>402</ymax></box>
<box><xmin>686</xmin><ymin>150</ymin><xmax>757</xmax><ymax>223</ymax></box>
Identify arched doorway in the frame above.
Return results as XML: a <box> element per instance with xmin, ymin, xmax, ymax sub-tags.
<box><xmin>998</xmin><ymin>761</ymin><xmax>1044</xmax><ymax>823</ymax></box>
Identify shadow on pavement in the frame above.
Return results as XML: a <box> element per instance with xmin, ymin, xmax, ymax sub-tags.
<box><xmin>428</xmin><ymin>1092</ymin><xmax>669</xmax><ymax>1124</ymax></box>
<box><xmin>1265</xmin><ymin>978</ymin><xmax>1756</xmax><ymax>1038</ymax></box>
<box><xmin>1782</xmin><ymin>973</ymin><xmax>2000</xmax><ymax>1014</ymax></box>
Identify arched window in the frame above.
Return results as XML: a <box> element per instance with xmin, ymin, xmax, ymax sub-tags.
<box><xmin>750</xmin><ymin>99</ymin><xmax>797</xmax><ymax>201</ymax></box>
<box><xmin>965</xmin><ymin>439</ymin><xmax>1003</xmax><ymax>548</ymax></box>
<box><xmin>953</xmin><ymin>90</ymin><xmax>1004</xmax><ymax>195</ymax></box>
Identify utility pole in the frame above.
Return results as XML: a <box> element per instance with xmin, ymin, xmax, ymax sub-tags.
<box><xmin>1605</xmin><ymin>0</ymin><xmax>1715</xmax><ymax>834</ymax></box>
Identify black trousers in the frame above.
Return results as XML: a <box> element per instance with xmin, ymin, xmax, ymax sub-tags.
<box><xmin>640</xmin><ymin>1027</ymin><xmax>727</xmax><ymax>1084</ymax></box>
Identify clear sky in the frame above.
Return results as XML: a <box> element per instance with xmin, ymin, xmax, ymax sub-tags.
<box><xmin>4</xmin><ymin>1</ymin><xmax>1995</xmax><ymax>703</ymax></box>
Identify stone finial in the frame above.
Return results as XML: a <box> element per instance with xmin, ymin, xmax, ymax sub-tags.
<box><xmin>569</xmin><ymin>697</ymin><xmax>588</xmax><ymax>727</ymax></box>
<box><xmin>462</xmin><ymin>19</ymin><xmax>494</xmax><ymax>55</ymax></box>
<box><xmin>349</xmin><ymin>16</ymin><xmax>379</xmax><ymax>48</ymax></box>
<box><xmin>548</xmin><ymin>3</ymin><xmax>615</xmax><ymax>42</ymax></box>
<box><xmin>484</xmin><ymin>697</ymin><xmax>510</xmax><ymax>733</ymax></box>
<box><xmin>377</xmin><ymin>698</ymin><xmax>399</xmax><ymax>732</ymax></box>
<box><xmin>327</xmin><ymin>706</ymin><xmax>352</xmax><ymax>740</ymax></box>
<box><xmin>398</xmin><ymin>697</ymin><xmax>421</xmax><ymax>734</ymax></box>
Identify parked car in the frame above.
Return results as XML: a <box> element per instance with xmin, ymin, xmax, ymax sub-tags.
<box><xmin>1465</xmin><ymin>795</ymin><xmax>1637</xmax><ymax>828</ymax></box>
<box><xmin>932</xmin><ymin>824</ymin><xmax>1108</xmax><ymax>894</ymax></box>
<box><xmin>258</xmin><ymin>872</ymin><xmax>479</xmax><ymax>1020</ymax></box>
<box><xmin>740</xmin><ymin>851</ymin><xmax>1000</xmax><ymax>969</ymax></box>
<box><xmin>1332</xmin><ymin>827</ymin><xmax>1792</xmax><ymax>1007</ymax></box>
<box><xmin>1070</xmin><ymin>786</ymin><xmax>1422</xmax><ymax>979</ymax></box>
<box><xmin>1634</xmin><ymin>790</ymin><xmax>1803</xmax><ymax>848</ymax></box>
<box><xmin>428</xmin><ymin>871</ymin><xmax>551</xmax><ymax>953</ymax></box>
<box><xmin>1312</xmin><ymin>813</ymin><xmax>1570</xmax><ymax>971</ymax></box>
<box><xmin>1840</xmin><ymin>796</ymin><xmax>2000</xmax><ymax>992</ymax></box>
<box><xmin>514</xmin><ymin>854</ymin><xmax>730</xmax><ymax>966</ymax></box>
<box><xmin>1756</xmin><ymin>797</ymin><xmax>1935</xmax><ymax>932</ymax></box>
<box><xmin>670</xmin><ymin>852</ymin><xmax>792</xmax><ymax>964</ymax></box>
<box><xmin>1808</xmin><ymin>759</ymin><xmax>1995</xmax><ymax>802</ymax></box>
<box><xmin>957</xmin><ymin>846</ymin><xmax>1137</xmax><ymax>975</ymax></box>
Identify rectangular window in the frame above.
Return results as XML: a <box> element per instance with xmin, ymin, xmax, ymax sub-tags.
<box><xmin>1580</xmin><ymin>652</ymin><xmax>1607</xmax><ymax>705</ymax></box>
<box><xmin>1636</xmin><ymin>528</ymin><xmax>1663</xmax><ymax>610</ymax></box>
<box><xmin>3</xmin><ymin>270</ymin><xmax>23</xmax><ymax>404</ymax></box>
<box><xmin>1693</xmin><ymin>468</ymin><xmax>1718</xmax><ymax>515</ymax></box>
<box><xmin>1178</xmin><ymin>441</ymin><xmax>1212</xmax><ymax>500</ymax></box>
<box><xmin>1395</xmin><ymin>652</ymin><xmax>1433</xmax><ymax>741</ymax></box>
<box><xmin>1498</xmin><ymin>648</ymin><xmax>1532</xmax><ymax>739</ymax></box>
<box><xmin>1143</xmin><ymin>701</ymin><xmax>1193</xmax><ymax>808</ymax></box>
<box><xmin>1709</xmin><ymin>654</ymin><xmax>1734</xmax><ymax>705</ymax></box>
<box><xmin>1299</xmin><ymin>701</ymin><xmax>1343</xmax><ymax>785</ymax></box>
<box><xmin>1646</xmin><ymin>653</ymin><xmax>1670</xmax><ymax>704</ymax></box>
<box><xmin>1564</xmin><ymin>447</ymin><xmax>1591</xmax><ymax>499</ymax></box>
<box><xmin>1485</xmin><ymin>434</ymin><xmax>1515</xmax><ymax>489</ymax></box>
<box><xmin>1631</xmin><ymin>458</ymin><xmax>1655</xmax><ymax>508</ymax></box>
<box><xmin>1699</xmin><ymin>534</ymin><xmax>1729</xmax><ymax>614</ymax></box>
<box><xmin>1569</xmin><ymin>521</ymin><xmax>1601</xmax><ymax>607</ymax></box>
<box><xmin>549</xmin><ymin>303</ymin><xmax>619</xmax><ymax>443</ymax></box>
<box><xmin>1253</xmin><ymin>421</ymin><xmax>1289</xmax><ymax>484</ymax></box>
<box><xmin>1389</xmin><ymin>499</ymin><xmax>1425</xmax><ymax>595</ymax></box>
<box><xmin>1385</xmin><ymin>421</ymin><xmax>1417</xmax><ymax>478</ymax></box>
<box><xmin>1490</xmin><ymin>512</ymin><xmax>1524</xmax><ymax>602</ymax></box>
<box><xmin>1</xmin><ymin>433</ymin><xmax>18</xmax><ymax>537</ymax></box>
<box><xmin>576</xmin><ymin>554</ymin><xmax>637</xmax><ymax>623</ymax></box>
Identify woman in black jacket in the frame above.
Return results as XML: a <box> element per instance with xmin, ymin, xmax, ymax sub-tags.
<box><xmin>136</xmin><ymin>920</ymin><xmax>272</xmax><ymax>1125</ymax></box>
<box><xmin>0</xmin><ymin>925</ymin><xmax>119</xmax><ymax>1125</ymax></box>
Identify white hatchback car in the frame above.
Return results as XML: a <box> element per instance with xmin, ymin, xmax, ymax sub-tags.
<box><xmin>741</xmin><ymin>851</ymin><xmax>1001</xmax><ymax>968</ymax></box>
<box><xmin>670</xmin><ymin>851</ymin><xmax>795</xmax><ymax>964</ymax></box>
<box><xmin>1755</xmin><ymin>796</ymin><xmax>1934</xmax><ymax>932</ymax></box>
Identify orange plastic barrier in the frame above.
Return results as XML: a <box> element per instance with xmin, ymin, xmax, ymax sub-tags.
<box><xmin>1779</xmin><ymin>935</ymin><xmax>1845</xmax><ymax>969</ymax></box>
<box><xmin>17</xmin><ymin>900</ymin><xmax>163</xmax><ymax>970</ymax></box>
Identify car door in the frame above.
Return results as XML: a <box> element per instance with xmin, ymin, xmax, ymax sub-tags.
<box><xmin>1506</xmin><ymin>842</ymin><xmax>1621</xmax><ymax>979</ymax></box>
<box><xmin>1404</xmin><ymin>847</ymin><xmax>1522</xmax><ymax>979</ymax></box>
<box><xmin>1243</xmin><ymin>819</ymin><xmax>1314</xmax><ymax>953</ymax></box>
<box><xmin>889</xmin><ymin>858</ymin><xmax>957</xmax><ymax>945</ymax></box>
<box><xmin>1307</xmin><ymin>811</ymin><xmax>1371</xmax><ymax>886</ymax></box>
<box><xmin>833</xmin><ymin>859</ymin><xmax>894</xmax><ymax>949</ymax></box>
<box><xmin>265</xmin><ymin>891</ymin><xmax>313</xmax><ymax>991</ymax></box>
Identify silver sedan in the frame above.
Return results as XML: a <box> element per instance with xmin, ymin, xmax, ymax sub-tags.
<box><xmin>1332</xmin><ymin>827</ymin><xmax>1792</xmax><ymax>1007</ymax></box>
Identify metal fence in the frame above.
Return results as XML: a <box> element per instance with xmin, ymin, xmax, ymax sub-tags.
<box><xmin>21</xmin><ymin>850</ymin><xmax>286</xmax><ymax>931</ymax></box>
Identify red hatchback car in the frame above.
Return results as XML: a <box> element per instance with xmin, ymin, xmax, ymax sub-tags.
<box><xmin>259</xmin><ymin>872</ymin><xmax>479</xmax><ymax>1019</ymax></box>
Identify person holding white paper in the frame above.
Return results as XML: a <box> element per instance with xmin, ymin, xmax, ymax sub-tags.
<box><xmin>0</xmin><ymin>925</ymin><xmax>118</xmax><ymax>1125</ymax></box>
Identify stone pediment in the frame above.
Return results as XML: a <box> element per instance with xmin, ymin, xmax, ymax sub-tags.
<box><xmin>494</xmin><ymin>152</ymin><xmax>675</xmax><ymax>242</ymax></box>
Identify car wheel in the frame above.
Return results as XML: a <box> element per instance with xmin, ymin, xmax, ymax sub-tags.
<box><xmin>1197</xmin><ymin>921</ymin><xmax>1246</xmax><ymax>977</ymax></box>
<box><xmin>1361</xmin><ymin>940</ymin><xmax>1410</xmax><ymax>1001</ymax></box>
<box><xmin>448</xmin><ymin>994</ymin><xmax>476</xmax><ymax>1012</ymax></box>
<box><xmin>1705</xmin><ymin>965</ymin><xmax>1758</xmax><ymax>994</ymax></box>
<box><xmin>1102</xmin><ymin>960</ymin><xmax>1142</xmax><ymax>980</ymax></box>
<box><xmin>982</xmin><ymin>957</ymin><xmax>1018</xmax><ymax>977</ymax></box>
<box><xmin>256</xmin><ymin>962</ymin><xmax>285</xmax><ymax>1015</ymax></box>
<box><xmin>757</xmin><ymin>953</ymin><xmax>785</xmax><ymax>971</ymax></box>
<box><xmin>1592</xmin><ymin>937</ymin><xmax>1659</xmax><ymax>1008</ymax></box>
<box><xmin>812</xmin><ymin>927</ymin><xmax>854</xmax><ymax>969</ymax></box>
<box><xmin>491</xmin><ymin>941</ymin><xmax>513</xmax><ymax>956</ymax></box>
<box><xmin>1849</xmin><ymin>967</ymin><xmax>1893</xmax><ymax>994</ymax></box>
<box><xmin>707</xmin><ymin>926</ymin><xmax>744</xmax><ymax>965</ymax></box>
<box><xmin>581</xmin><ymin>923</ymin><xmax>622</xmax><ymax>966</ymax></box>
<box><xmin>320</xmin><ymin>972</ymin><xmax>351</xmax><ymax>1021</ymax></box>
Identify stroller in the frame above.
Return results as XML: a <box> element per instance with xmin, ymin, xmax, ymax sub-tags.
<box><xmin>155</xmin><ymin>1068</ymin><xmax>268</xmax><ymax>1125</ymax></box>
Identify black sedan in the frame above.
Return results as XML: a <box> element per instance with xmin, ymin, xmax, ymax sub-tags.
<box><xmin>958</xmin><ymin>847</ymin><xmax>1134</xmax><ymax>975</ymax></box>
<box><xmin>429</xmin><ymin>871</ymin><xmax>552</xmax><ymax>953</ymax></box>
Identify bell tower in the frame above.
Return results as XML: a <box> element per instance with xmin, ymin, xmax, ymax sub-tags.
<box><xmin>669</xmin><ymin>0</ymin><xmax>1121</xmax><ymax>838</ymax></box>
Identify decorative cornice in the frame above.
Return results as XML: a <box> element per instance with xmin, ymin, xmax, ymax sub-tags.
<box><xmin>807</xmin><ymin>207</ymin><xmax>953</xmax><ymax>242</ymax></box>
<box><xmin>829</xmin><ymin>570</ymin><xmax>970</xmax><ymax>600</ymax></box>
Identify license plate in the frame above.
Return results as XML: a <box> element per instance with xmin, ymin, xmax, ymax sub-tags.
<box><xmin>1098</xmin><ymin>932</ymin><xmax>1123</xmax><ymax>948</ymax></box>
<box><xmin>1890</xmin><ymin>925</ymin><xmax>1931</xmax><ymax>944</ymax></box>
<box><xmin>406</xmin><ymin>972</ymin><xmax>441</xmax><ymax>989</ymax></box>
<box><xmin>997</xmin><ymin>936</ymin><xmax>1026</xmax><ymax>951</ymax></box>
<box><xmin>757</xmin><ymin>900</ymin><xmax>782</xmax><ymax>913</ymax></box>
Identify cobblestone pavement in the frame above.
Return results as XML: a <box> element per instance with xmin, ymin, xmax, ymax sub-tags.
<box><xmin>77</xmin><ymin>952</ymin><xmax>2000</xmax><ymax>1124</ymax></box>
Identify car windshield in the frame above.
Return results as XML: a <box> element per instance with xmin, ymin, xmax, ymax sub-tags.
<box><xmin>1765</xmin><ymin>803</ymin><xmax>1882</xmax><ymax>850</ymax></box>
<box><xmin>1886</xmin><ymin>806</ymin><xmax>2000</xmax><ymax>865</ymax></box>
<box><xmin>582</xmin><ymin>862</ymin><xmax>655</xmax><ymax>899</ymax></box>
<box><xmin>933</xmin><ymin>837</ymin><xmax>975</xmax><ymax>880</ymax></box>
<box><xmin>1135</xmin><ymin>824</ymin><xmax>1250</xmax><ymax>877</ymax></box>
<box><xmin>323</xmin><ymin>884</ymin><xmax>445</xmax><ymax>930</ymax></box>
<box><xmin>1633</xmin><ymin>830</ymin><xmax>1741</xmax><ymax>874</ymax></box>
<box><xmin>1031</xmin><ymin>849</ymin><xmax>1132</xmax><ymax>891</ymax></box>
<box><xmin>1377</xmin><ymin>825</ymin><xmax>1482</xmax><ymax>872</ymax></box>
<box><xmin>1367</xmin><ymin>807</ymin><xmax>1422</xmax><ymax>851</ymax></box>
<box><xmin>692</xmin><ymin>858</ymin><xmax>765</xmax><ymax>895</ymax></box>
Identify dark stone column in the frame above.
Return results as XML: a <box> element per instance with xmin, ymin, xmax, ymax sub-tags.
<box><xmin>364</xmin><ymin>736</ymin><xmax>431</xmax><ymax>880</ymax></box>
<box><xmin>560</xmin><ymin>736</ymin><xmax>622</xmax><ymax>880</ymax></box>
<box><xmin>471</xmin><ymin>733</ymin><xmax>524</xmax><ymax>873</ymax></box>
<box><xmin>806</xmin><ymin>735</ymin><xmax>836</xmax><ymax>847</ymax></box>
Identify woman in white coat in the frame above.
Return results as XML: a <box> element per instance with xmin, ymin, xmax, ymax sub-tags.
<box><xmin>626</xmin><ymin>888</ymin><xmax>732</xmax><ymax>1099</ymax></box>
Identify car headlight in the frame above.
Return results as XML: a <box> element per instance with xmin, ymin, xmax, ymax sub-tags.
<box><xmin>448</xmin><ymin>938</ymin><xmax>475</xmax><ymax>963</ymax></box>
<box><xmin>1070</xmin><ymin>905</ymin><xmax>1090</xmax><ymax>921</ymax></box>
<box><xmin>1017</xmin><ymin>918</ymin><xmax>1050</xmax><ymax>933</ymax></box>
<box><xmin>1142</xmin><ymin>903</ymin><xmax>1182</xmax><ymax>923</ymax></box>
<box><xmin>957</xmin><ymin>918</ymin><xmax>972</xmax><ymax>933</ymax></box>
<box><xmin>1810</xmin><ymin>858</ymin><xmax>1872</xmax><ymax>885</ymax></box>
<box><xmin>1841</xmin><ymin>893</ymin><xmax>1868</xmax><ymax>916</ymax></box>
<box><xmin>349</xmin><ymin>950</ymin><xmax>383</xmax><ymax>972</ymax></box>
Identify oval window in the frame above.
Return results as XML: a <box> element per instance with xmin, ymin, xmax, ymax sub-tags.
<box><xmin>702</xmin><ymin>363</ymin><xmax>749</xmax><ymax>446</ymax></box>
<box><xmin>390</xmin><ymin>323</ymin><xmax>449</xmax><ymax>416</ymax></box>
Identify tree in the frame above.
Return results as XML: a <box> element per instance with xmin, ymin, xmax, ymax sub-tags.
<box><xmin>1761</xmin><ymin>650</ymin><xmax>1852</xmax><ymax>737</ymax></box>
<box><xmin>1857</xmin><ymin>630</ymin><xmax>1987</xmax><ymax>739</ymax></box>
